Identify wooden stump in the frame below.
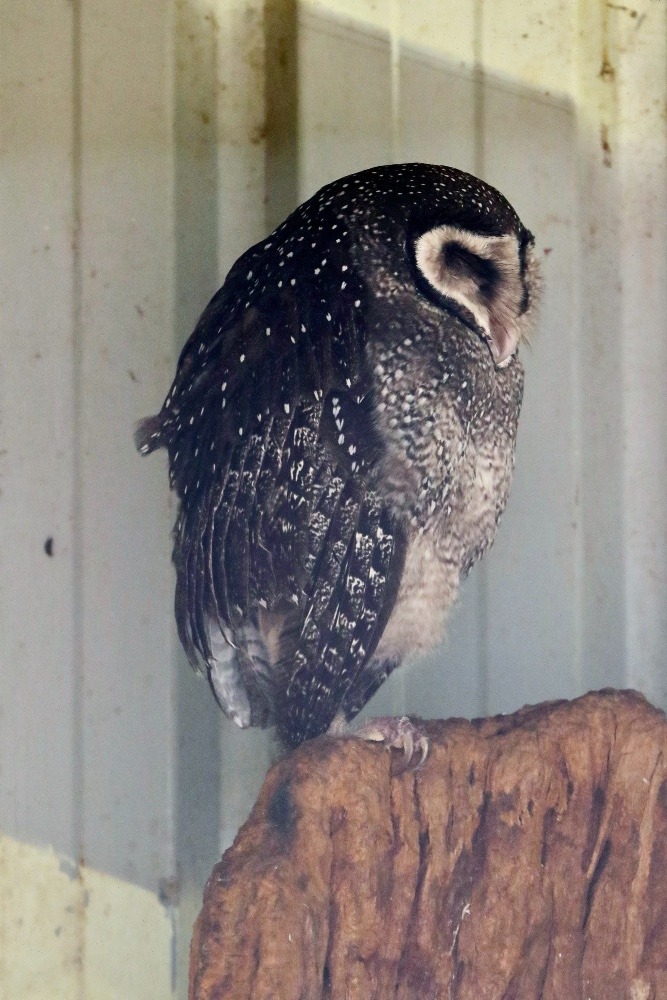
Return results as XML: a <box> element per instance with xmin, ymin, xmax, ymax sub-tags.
<box><xmin>189</xmin><ymin>691</ymin><xmax>667</xmax><ymax>999</ymax></box>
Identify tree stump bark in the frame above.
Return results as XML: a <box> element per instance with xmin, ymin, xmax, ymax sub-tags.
<box><xmin>189</xmin><ymin>690</ymin><xmax>667</xmax><ymax>1000</ymax></box>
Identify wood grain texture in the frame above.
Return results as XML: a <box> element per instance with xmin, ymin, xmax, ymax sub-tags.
<box><xmin>189</xmin><ymin>690</ymin><xmax>667</xmax><ymax>999</ymax></box>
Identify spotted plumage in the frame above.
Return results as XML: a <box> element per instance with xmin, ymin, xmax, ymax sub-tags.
<box><xmin>136</xmin><ymin>163</ymin><xmax>540</xmax><ymax>748</ymax></box>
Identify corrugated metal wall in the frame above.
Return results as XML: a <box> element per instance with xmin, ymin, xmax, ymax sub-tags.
<box><xmin>1</xmin><ymin>1</ymin><xmax>665</xmax><ymax>995</ymax></box>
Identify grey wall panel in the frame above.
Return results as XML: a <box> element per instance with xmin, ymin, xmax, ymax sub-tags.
<box><xmin>615</xmin><ymin>0</ymin><xmax>667</xmax><ymax>707</ymax></box>
<box><xmin>298</xmin><ymin>10</ymin><xmax>393</xmax><ymax>201</ymax></box>
<box><xmin>0</xmin><ymin>0</ymin><xmax>180</xmax><ymax>893</ymax></box>
<box><xmin>76</xmin><ymin>0</ymin><xmax>178</xmax><ymax>888</ymax></box>
<box><xmin>0</xmin><ymin>0</ymin><xmax>78</xmax><ymax>861</ymax></box>
<box><xmin>480</xmin><ymin>84</ymin><xmax>582</xmax><ymax>712</ymax></box>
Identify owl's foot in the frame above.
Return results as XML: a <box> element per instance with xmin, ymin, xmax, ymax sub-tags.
<box><xmin>353</xmin><ymin>715</ymin><xmax>429</xmax><ymax>768</ymax></box>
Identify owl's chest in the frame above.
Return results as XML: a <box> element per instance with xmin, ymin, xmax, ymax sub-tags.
<box><xmin>368</xmin><ymin>305</ymin><xmax>522</xmax><ymax>547</ymax></box>
<box><xmin>454</xmin><ymin>428</ymin><xmax>517</xmax><ymax>572</ymax></box>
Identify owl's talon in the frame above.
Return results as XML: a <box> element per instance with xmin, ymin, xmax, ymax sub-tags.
<box><xmin>353</xmin><ymin>715</ymin><xmax>428</xmax><ymax>767</ymax></box>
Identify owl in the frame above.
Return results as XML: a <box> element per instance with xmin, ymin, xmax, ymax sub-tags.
<box><xmin>136</xmin><ymin>163</ymin><xmax>540</xmax><ymax>750</ymax></box>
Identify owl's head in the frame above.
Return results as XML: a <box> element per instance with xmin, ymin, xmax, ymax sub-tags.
<box><xmin>333</xmin><ymin>163</ymin><xmax>541</xmax><ymax>369</ymax></box>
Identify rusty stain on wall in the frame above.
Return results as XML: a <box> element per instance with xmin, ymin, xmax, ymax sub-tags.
<box><xmin>599</xmin><ymin>53</ymin><xmax>616</xmax><ymax>80</ymax></box>
<box><xmin>264</xmin><ymin>0</ymin><xmax>299</xmax><ymax>226</ymax></box>
<box><xmin>600</xmin><ymin>123</ymin><xmax>613</xmax><ymax>166</ymax></box>
<box><xmin>175</xmin><ymin>0</ymin><xmax>267</xmax><ymax>154</ymax></box>
<box><xmin>606</xmin><ymin>2</ymin><xmax>639</xmax><ymax>17</ymax></box>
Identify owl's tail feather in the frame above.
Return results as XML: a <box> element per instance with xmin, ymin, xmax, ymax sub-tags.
<box><xmin>134</xmin><ymin>413</ymin><xmax>165</xmax><ymax>455</ymax></box>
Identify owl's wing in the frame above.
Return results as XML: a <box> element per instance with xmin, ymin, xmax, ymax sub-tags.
<box><xmin>136</xmin><ymin>251</ymin><xmax>407</xmax><ymax>743</ymax></box>
<box><xmin>278</xmin><ymin>474</ymin><xmax>407</xmax><ymax>745</ymax></box>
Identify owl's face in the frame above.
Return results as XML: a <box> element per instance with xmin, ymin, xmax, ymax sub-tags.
<box><xmin>412</xmin><ymin>224</ymin><xmax>538</xmax><ymax>367</ymax></box>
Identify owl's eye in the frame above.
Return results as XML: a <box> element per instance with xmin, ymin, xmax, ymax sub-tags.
<box><xmin>439</xmin><ymin>241</ymin><xmax>501</xmax><ymax>304</ymax></box>
<box><xmin>413</xmin><ymin>226</ymin><xmax>504</xmax><ymax>311</ymax></box>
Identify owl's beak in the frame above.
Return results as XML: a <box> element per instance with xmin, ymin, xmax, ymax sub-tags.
<box><xmin>489</xmin><ymin>319</ymin><xmax>517</xmax><ymax>368</ymax></box>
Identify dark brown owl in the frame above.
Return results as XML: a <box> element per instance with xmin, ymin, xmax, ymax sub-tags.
<box><xmin>137</xmin><ymin>163</ymin><xmax>540</xmax><ymax>748</ymax></box>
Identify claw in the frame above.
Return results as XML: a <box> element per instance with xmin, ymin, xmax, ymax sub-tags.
<box><xmin>353</xmin><ymin>715</ymin><xmax>429</xmax><ymax>768</ymax></box>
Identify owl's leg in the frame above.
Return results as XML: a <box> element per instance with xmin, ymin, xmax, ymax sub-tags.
<box><xmin>328</xmin><ymin>656</ymin><xmax>429</xmax><ymax>766</ymax></box>
<box><xmin>326</xmin><ymin>711</ymin><xmax>428</xmax><ymax>765</ymax></box>
<box><xmin>352</xmin><ymin>715</ymin><xmax>428</xmax><ymax>765</ymax></box>
<box><xmin>352</xmin><ymin>715</ymin><xmax>428</xmax><ymax>767</ymax></box>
